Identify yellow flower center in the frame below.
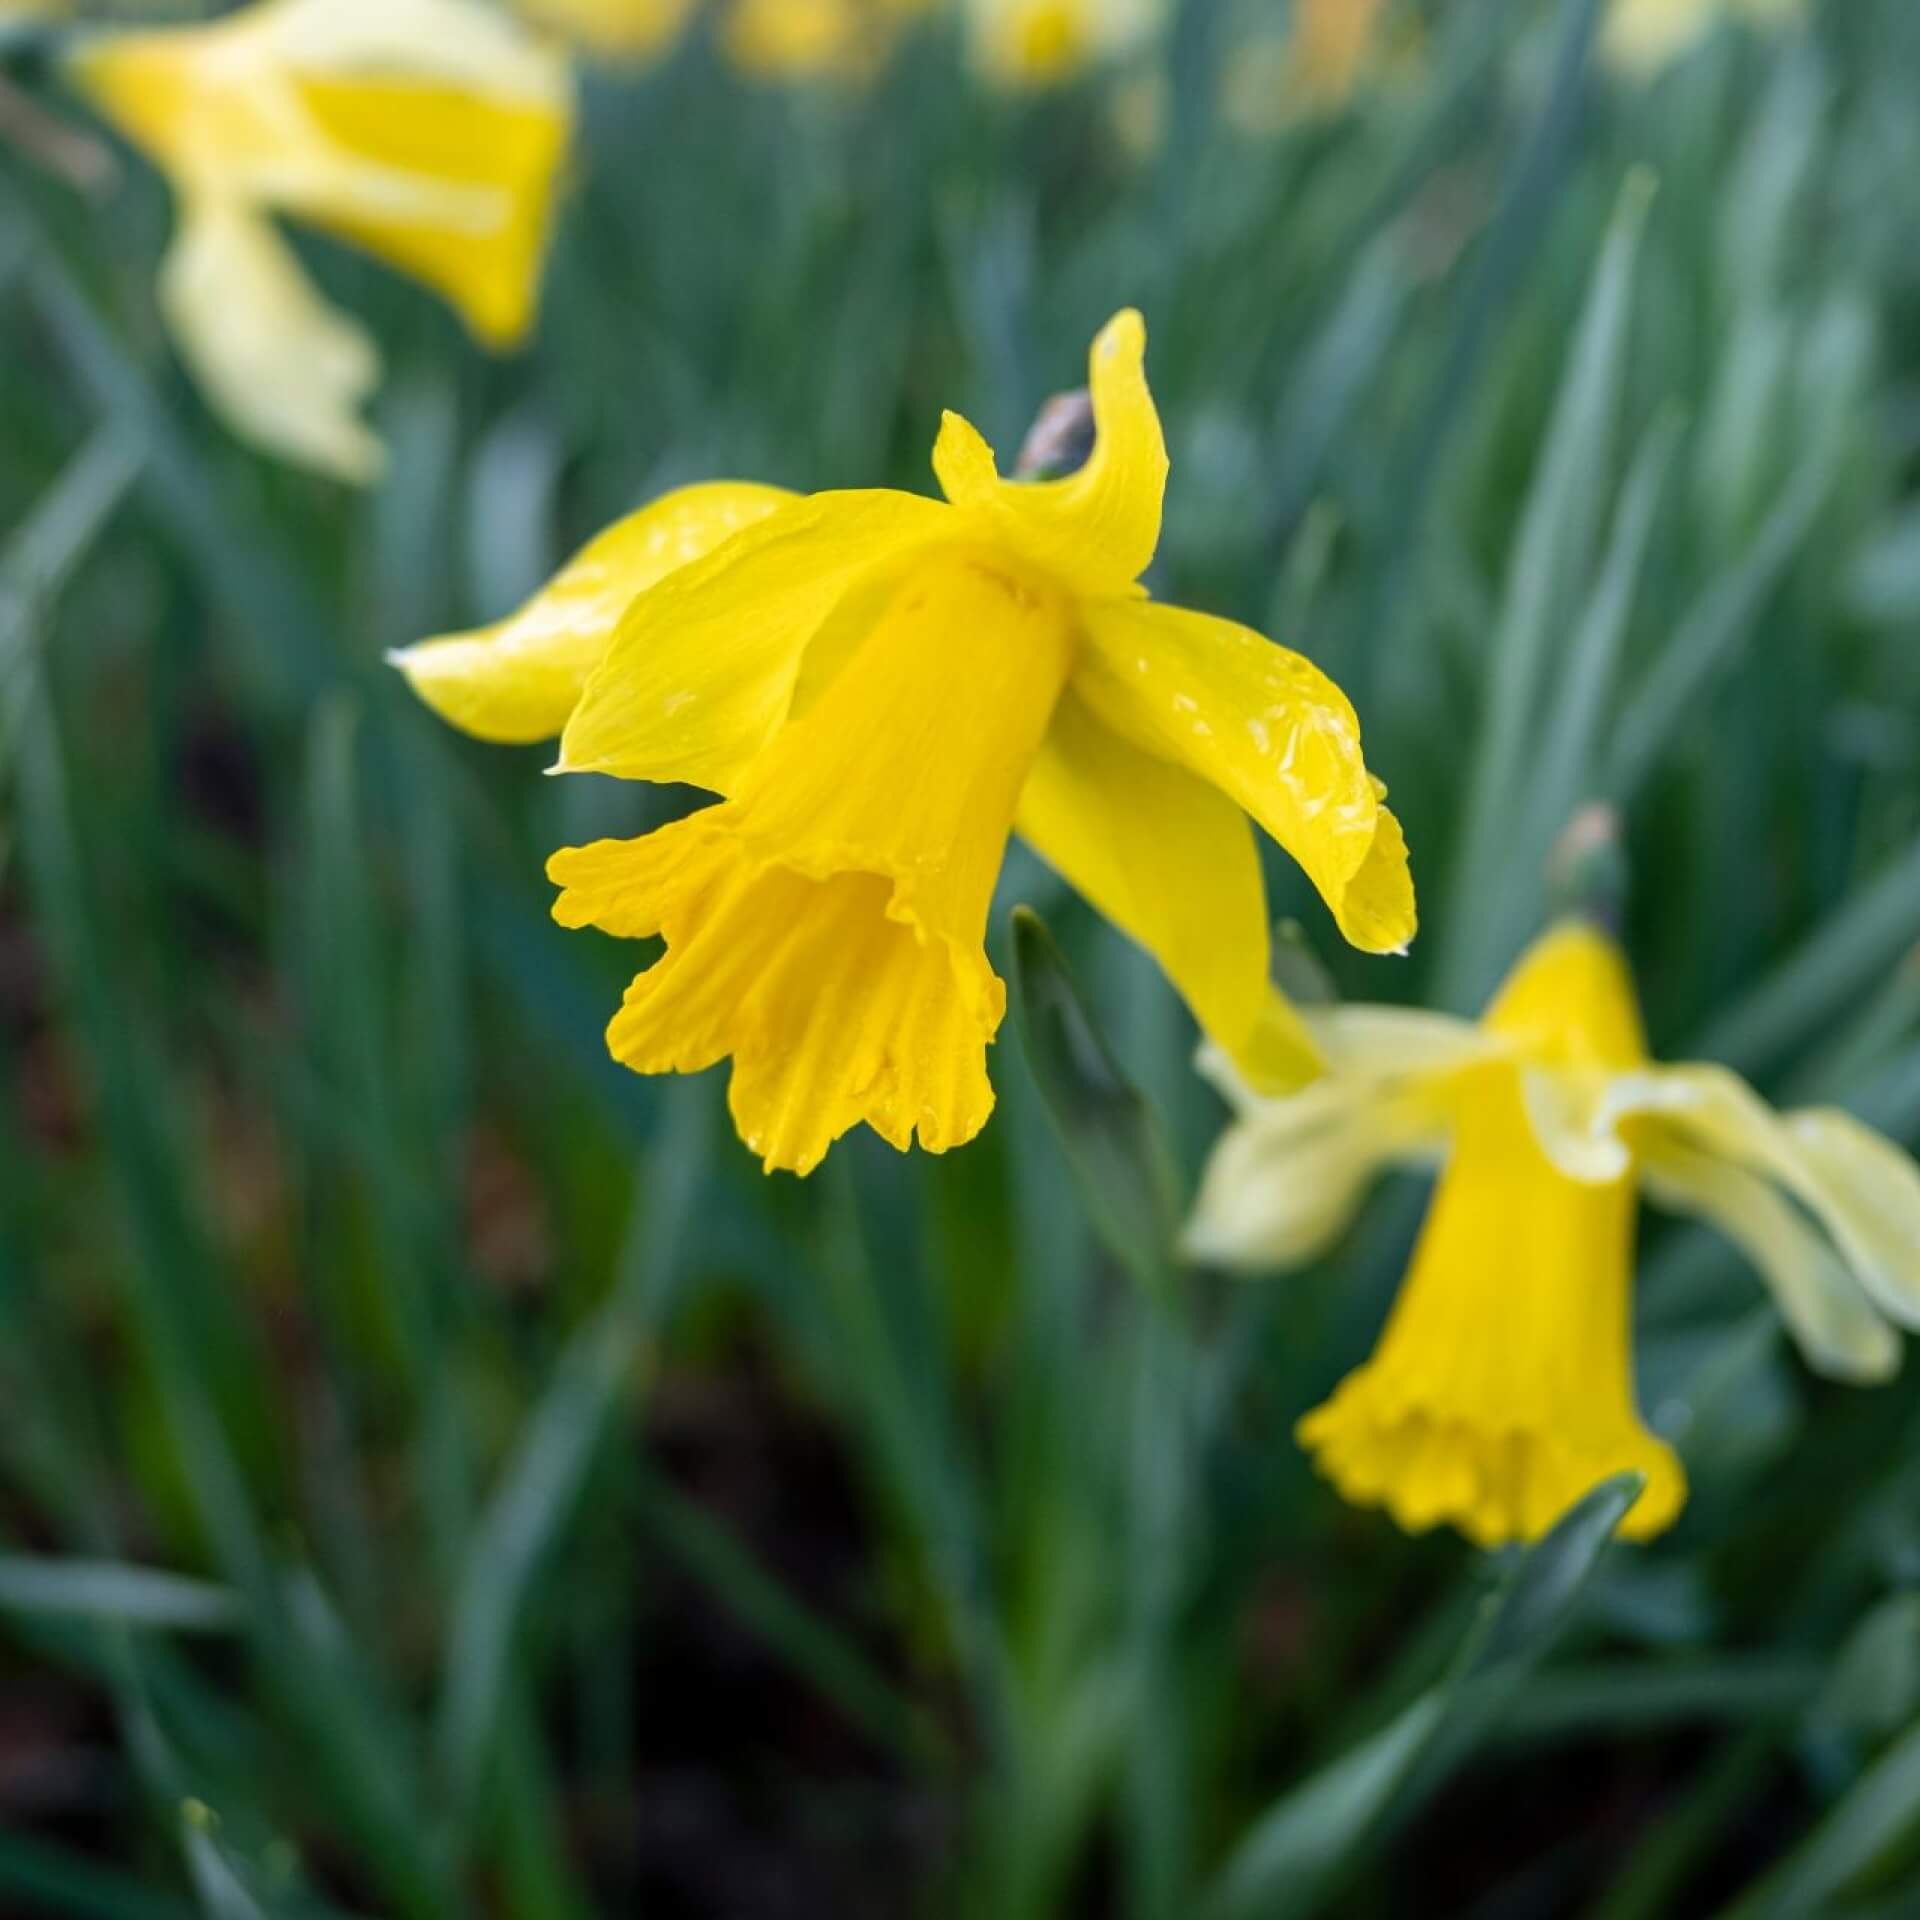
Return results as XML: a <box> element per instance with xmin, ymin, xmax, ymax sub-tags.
<box><xmin>551</xmin><ymin>550</ymin><xmax>1077</xmax><ymax>1173</ymax></box>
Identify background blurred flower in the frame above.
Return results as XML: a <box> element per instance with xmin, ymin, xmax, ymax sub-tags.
<box><xmin>722</xmin><ymin>0</ymin><xmax>941</xmax><ymax>86</ymax></box>
<box><xmin>964</xmin><ymin>0</ymin><xmax>1162</xmax><ymax>90</ymax></box>
<box><xmin>1604</xmin><ymin>0</ymin><xmax>1803</xmax><ymax>75</ymax></box>
<box><xmin>65</xmin><ymin>0</ymin><xmax>573</xmax><ymax>481</ymax></box>
<box><xmin>516</xmin><ymin>0</ymin><xmax>698</xmax><ymax>63</ymax></box>
<box><xmin>1188</xmin><ymin>921</ymin><xmax>1920</xmax><ymax>1547</ymax></box>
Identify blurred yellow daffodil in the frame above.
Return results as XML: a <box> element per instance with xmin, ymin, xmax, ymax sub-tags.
<box><xmin>723</xmin><ymin>0</ymin><xmax>940</xmax><ymax>85</ymax></box>
<box><xmin>66</xmin><ymin>0</ymin><xmax>573</xmax><ymax>482</ymax></box>
<box><xmin>1224</xmin><ymin>0</ymin><xmax>1388</xmax><ymax>133</ymax></box>
<box><xmin>396</xmin><ymin>312</ymin><xmax>1414</xmax><ymax>1174</ymax></box>
<box><xmin>1186</xmin><ymin>920</ymin><xmax>1920</xmax><ymax>1548</ymax></box>
<box><xmin>516</xmin><ymin>0</ymin><xmax>697</xmax><ymax>63</ymax></box>
<box><xmin>965</xmin><ymin>0</ymin><xmax>1163</xmax><ymax>91</ymax></box>
<box><xmin>1603</xmin><ymin>0</ymin><xmax>1801</xmax><ymax>76</ymax></box>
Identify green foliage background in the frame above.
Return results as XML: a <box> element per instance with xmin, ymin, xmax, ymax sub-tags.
<box><xmin>5</xmin><ymin>0</ymin><xmax>1920</xmax><ymax>1912</ymax></box>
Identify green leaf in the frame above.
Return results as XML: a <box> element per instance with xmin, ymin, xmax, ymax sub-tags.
<box><xmin>0</xmin><ymin>1832</ymin><xmax>196</xmax><ymax>1920</ymax></box>
<box><xmin>1809</xmin><ymin>1597</ymin><xmax>1920</xmax><ymax>1751</ymax></box>
<box><xmin>1205</xmin><ymin>1474</ymin><xmax>1642</xmax><ymax>1920</ymax></box>
<box><xmin>1439</xmin><ymin>167</ymin><xmax>1655</xmax><ymax>1008</ymax></box>
<box><xmin>1606</xmin><ymin>449</ymin><xmax>1833</xmax><ymax>810</ymax></box>
<box><xmin>0</xmin><ymin>1557</ymin><xmax>243</xmax><ymax>1634</ymax></box>
<box><xmin>1715</xmin><ymin>1718</ymin><xmax>1920</xmax><ymax>1920</ymax></box>
<box><xmin>1008</xmin><ymin>906</ymin><xmax>1184</xmax><ymax>1292</ymax></box>
<box><xmin>436</xmin><ymin>1085</ymin><xmax>708</xmax><ymax>1834</ymax></box>
<box><xmin>1693</xmin><ymin>832</ymin><xmax>1920</xmax><ymax>1078</ymax></box>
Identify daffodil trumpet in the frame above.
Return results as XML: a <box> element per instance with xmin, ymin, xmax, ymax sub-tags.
<box><xmin>395</xmin><ymin>311</ymin><xmax>1415</xmax><ymax>1175</ymax></box>
<box><xmin>1186</xmin><ymin>920</ymin><xmax>1920</xmax><ymax>1549</ymax></box>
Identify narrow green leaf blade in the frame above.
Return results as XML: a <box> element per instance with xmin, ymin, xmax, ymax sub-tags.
<box><xmin>1008</xmin><ymin>906</ymin><xmax>1183</xmax><ymax>1290</ymax></box>
<box><xmin>1206</xmin><ymin>1474</ymin><xmax>1641</xmax><ymax>1920</ymax></box>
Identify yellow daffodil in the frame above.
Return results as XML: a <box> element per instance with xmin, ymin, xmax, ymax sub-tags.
<box><xmin>965</xmin><ymin>0</ymin><xmax>1163</xmax><ymax>91</ymax></box>
<box><xmin>723</xmin><ymin>0</ymin><xmax>939</xmax><ymax>85</ymax></box>
<box><xmin>1224</xmin><ymin>0</ymin><xmax>1387</xmax><ymax>133</ymax></box>
<box><xmin>516</xmin><ymin>0</ymin><xmax>697</xmax><ymax>62</ymax></box>
<box><xmin>1603</xmin><ymin>0</ymin><xmax>1800</xmax><ymax>76</ymax></box>
<box><xmin>394</xmin><ymin>312</ymin><xmax>1414</xmax><ymax>1175</ymax></box>
<box><xmin>66</xmin><ymin>0</ymin><xmax>573</xmax><ymax>482</ymax></box>
<box><xmin>1186</xmin><ymin>920</ymin><xmax>1920</xmax><ymax>1548</ymax></box>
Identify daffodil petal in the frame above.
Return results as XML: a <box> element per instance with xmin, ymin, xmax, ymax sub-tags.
<box><xmin>1074</xmin><ymin>598</ymin><xmax>1416</xmax><ymax>954</ymax></box>
<box><xmin>1303</xmin><ymin>1005</ymin><xmax>1502</xmax><ymax>1080</ymax></box>
<box><xmin>933</xmin><ymin>308</ymin><xmax>1166</xmax><ymax>591</ymax></box>
<box><xmin>1519</xmin><ymin>1067</ymin><xmax>1637</xmax><ymax>1185</ymax></box>
<box><xmin>391</xmin><ymin>482</ymin><xmax>795</xmax><ymax>744</ymax></box>
<box><xmin>70</xmin><ymin>0</ymin><xmax>573</xmax><ymax>351</ymax></box>
<box><xmin>1017</xmin><ymin>689</ymin><xmax>1321</xmax><ymax>1092</ymax></box>
<box><xmin>1640</xmin><ymin>1139</ymin><xmax>1899</xmax><ymax>1384</ymax></box>
<box><xmin>1780</xmin><ymin>1107</ymin><xmax>1920</xmax><ymax>1325</ymax></box>
<box><xmin>1182</xmin><ymin>1073</ymin><xmax>1442</xmax><ymax>1269</ymax></box>
<box><xmin>1567</xmin><ymin>1062</ymin><xmax>1920</xmax><ymax>1340</ymax></box>
<box><xmin>158</xmin><ymin>198</ymin><xmax>385</xmax><ymax>484</ymax></box>
<box><xmin>557</xmin><ymin>489</ymin><xmax>949</xmax><ymax>792</ymax></box>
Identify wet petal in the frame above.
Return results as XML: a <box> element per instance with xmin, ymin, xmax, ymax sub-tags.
<box><xmin>1075</xmin><ymin>597</ymin><xmax>1415</xmax><ymax>953</ymax></box>
<box><xmin>1017</xmin><ymin>689</ymin><xmax>1320</xmax><ymax>1093</ymax></box>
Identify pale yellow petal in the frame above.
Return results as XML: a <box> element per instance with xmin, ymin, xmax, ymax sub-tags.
<box><xmin>556</xmin><ymin>490</ymin><xmax>949</xmax><ymax>793</ymax></box>
<box><xmin>1779</xmin><ymin>1108</ymin><xmax>1920</xmax><ymax>1327</ymax></box>
<box><xmin>391</xmin><ymin>482</ymin><xmax>795</xmax><ymax>743</ymax></box>
<box><xmin>1017</xmin><ymin>689</ymin><xmax>1321</xmax><ymax>1093</ymax></box>
<box><xmin>1183</xmin><ymin>1075</ymin><xmax>1442</xmax><ymax>1269</ymax></box>
<box><xmin>1640</xmin><ymin>1139</ymin><xmax>1899</xmax><ymax>1384</ymax></box>
<box><xmin>1304</xmin><ymin>1005</ymin><xmax>1501</xmax><ymax>1081</ymax></box>
<box><xmin>933</xmin><ymin>309</ymin><xmax>1166</xmax><ymax>591</ymax></box>
<box><xmin>158</xmin><ymin>198</ymin><xmax>385</xmax><ymax>484</ymax></box>
<box><xmin>1549</xmin><ymin>1060</ymin><xmax>1920</xmax><ymax>1347</ymax></box>
<box><xmin>1074</xmin><ymin>598</ymin><xmax>1415</xmax><ymax>954</ymax></box>
<box><xmin>69</xmin><ymin>0</ymin><xmax>574</xmax><ymax>350</ymax></box>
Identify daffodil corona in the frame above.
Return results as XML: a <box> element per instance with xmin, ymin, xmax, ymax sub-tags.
<box><xmin>66</xmin><ymin>0</ymin><xmax>573</xmax><ymax>481</ymax></box>
<box><xmin>1186</xmin><ymin>920</ymin><xmax>1920</xmax><ymax>1548</ymax></box>
<box><xmin>396</xmin><ymin>312</ymin><xmax>1415</xmax><ymax>1175</ymax></box>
